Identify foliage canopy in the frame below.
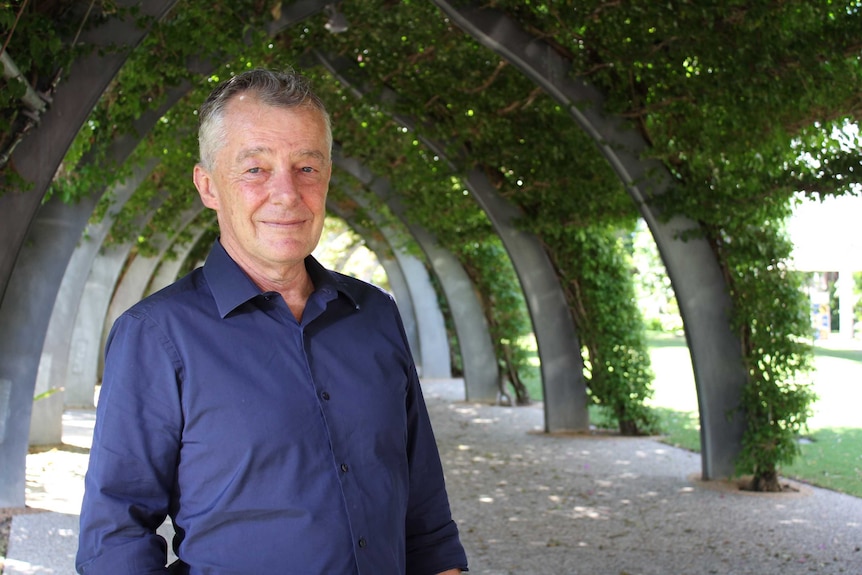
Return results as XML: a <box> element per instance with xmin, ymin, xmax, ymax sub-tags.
<box><xmin>3</xmin><ymin>0</ymin><xmax>860</xmax><ymax>487</ymax></box>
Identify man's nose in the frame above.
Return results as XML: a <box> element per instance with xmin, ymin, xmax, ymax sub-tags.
<box><xmin>269</xmin><ymin>170</ymin><xmax>300</xmax><ymax>204</ymax></box>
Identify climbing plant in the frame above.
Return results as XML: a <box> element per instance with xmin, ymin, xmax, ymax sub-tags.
<box><xmin>491</xmin><ymin>0</ymin><xmax>862</xmax><ymax>488</ymax></box>
<box><xmin>3</xmin><ymin>0</ymin><xmax>861</xmax><ymax>489</ymax></box>
<box><xmin>536</xmin><ymin>221</ymin><xmax>658</xmax><ymax>434</ymax></box>
<box><xmin>0</xmin><ymin>0</ymin><xmax>84</xmax><ymax>192</ymax></box>
<box><xmin>304</xmin><ymin>0</ymin><xmax>655</xmax><ymax>423</ymax></box>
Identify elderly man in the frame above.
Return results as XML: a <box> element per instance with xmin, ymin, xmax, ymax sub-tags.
<box><xmin>76</xmin><ymin>68</ymin><xmax>468</xmax><ymax>575</ymax></box>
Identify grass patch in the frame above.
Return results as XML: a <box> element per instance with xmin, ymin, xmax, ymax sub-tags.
<box><xmin>645</xmin><ymin>333</ymin><xmax>862</xmax><ymax>497</ymax></box>
<box><xmin>783</xmin><ymin>427</ymin><xmax>862</xmax><ymax>497</ymax></box>
<box><xmin>650</xmin><ymin>407</ymin><xmax>701</xmax><ymax>452</ymax></box>
<box><xmin>812</xmin><ymin>346</ymin><xmax>862</xmax><ymax>363</ymax></box>
<box><xmin>518</xmin><ymin>330</ymin><xmax>862</xmax><ymax>498</ymax></box>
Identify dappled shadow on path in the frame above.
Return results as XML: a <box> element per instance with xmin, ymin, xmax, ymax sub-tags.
<box><xmin>422</xmin><ymin>380</ymin><xmax>862</xmax><ymax>575</ymax></box>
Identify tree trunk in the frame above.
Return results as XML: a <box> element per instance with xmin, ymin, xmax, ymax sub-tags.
<box><xmin>501</xmin><ymin>344</ymin><xmax>531</xmax><ymax>405</ymax></box>
<box><xmin>618</xmin><ymin>417</ymin><xmax>643</xmax><ymax>436</ymax></box>
<box><xmin>751</xmin><ymin>468</ymin><xmax>782</xmax><ymax>492</ymax></box>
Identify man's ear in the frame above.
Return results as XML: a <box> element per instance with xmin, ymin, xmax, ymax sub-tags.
<box><xmin>193</xmin><ymin>164</ymin><xmax>219</xmax><ymax>210</ymax></box>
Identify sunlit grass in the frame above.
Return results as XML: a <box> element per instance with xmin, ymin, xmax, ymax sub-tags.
<box><xmin>649</xmin><ymin>407</ymin><xmax>701</xmax><ymax>451</ymax></box>
<box><xmin>517</xmin><ymin>331</ymin><xmax>862</xmax><ymax>498</ymax></box>
<box><xmin>783</xmin><ymin>428</ymin><xmax>862</xmax><ymax>496</ymax></box>
<box><xmin>645</xmin><ymin>332</ymin><xmax>862</xmax><ymax>497</ymax></box>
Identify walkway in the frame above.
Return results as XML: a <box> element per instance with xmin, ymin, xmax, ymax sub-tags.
<box><xmin>3</xmin><ymin>379</ymin><xmax>861</xmax><ymax>574</ymax></box>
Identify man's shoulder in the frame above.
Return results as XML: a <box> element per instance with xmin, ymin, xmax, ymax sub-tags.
<box><xmin>124</xmin><ymin>267</ymin><xmax>210</xmax><ymax>319</ymax></box>
<box><xmin>327</xmin><ymin>269</ymin><xmax>394</xmax><ymax>305</ymax></box>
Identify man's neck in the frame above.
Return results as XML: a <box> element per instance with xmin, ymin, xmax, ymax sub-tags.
<box><xmin>221</xmin><ymin>243</ymin><xmax>315</xmax><ymax>322</ymax></box>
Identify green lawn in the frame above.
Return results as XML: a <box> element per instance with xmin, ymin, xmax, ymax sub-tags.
<box><xmin>646</xmin><ymin>333</ymin><xmax>862</xmax><ymax>497</ymax></box>
<box><xmin>519</xmin><ymin>333</ymin><xmax>862</xmax><ymax>497</ymax></box>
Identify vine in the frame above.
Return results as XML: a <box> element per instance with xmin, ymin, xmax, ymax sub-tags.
<box><xmin>3</xmin><ymin>0</ymin><xmax>860</xmax><ymax>488</ymax></box>
<box><xmin>491</xmin><ymin>0</ymin><xmax>862</xmax><ymax>487</ymax></box>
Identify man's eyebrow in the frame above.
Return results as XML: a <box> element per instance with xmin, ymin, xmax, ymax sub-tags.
<box><xmin>235</xmin><ymin>146</ymin><xmax>271</xmax><ymax>162</ymax></box>
<box><xmin>234</xmin><ymin>147</ymin><xmax>327</xmax><ymax>162</ymax></box>
<box><xmin>297</xmin><ymin>149</ymin><xmax>328</xmax><ymax>162</ymax></box>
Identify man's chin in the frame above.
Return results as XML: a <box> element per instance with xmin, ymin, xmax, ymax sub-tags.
<box><xmin>260</xmin><ymin>243</ymin><xmax>311</xmax><ymax>264</ymax></box>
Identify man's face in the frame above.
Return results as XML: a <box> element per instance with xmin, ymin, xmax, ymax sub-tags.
<box><xmin>193</xmin><ymin>94</ymin><xmax>331</xmax><ymax>278</ymax></box>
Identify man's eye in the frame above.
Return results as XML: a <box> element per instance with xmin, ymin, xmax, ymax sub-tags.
<box><xmin>301</xmin><ymin>166</ymin><xmax>315</xmax><ymax>173</ymax></box>
<box><xmin>247</xmin><ymin>167</ymin><xmax>262</xmax><ymax>174</ymax></box>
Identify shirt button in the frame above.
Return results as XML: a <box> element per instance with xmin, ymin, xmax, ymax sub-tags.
<box><xmin>321</xmin><ymin>391</ymin><xmax>330</xmax><ymax>401</ymax></box>
<box><xmin>358</xmin><ymin>537</ymin><xmax>367</xmax><ymax>548</ymax></box>
<box><xmin>340</xmin><ymin>463</ymin><xmax>349</xmax><ymax>472</ymax></box>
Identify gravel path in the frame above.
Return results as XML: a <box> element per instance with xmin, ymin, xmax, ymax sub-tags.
<box><xmin>3</xmin><ymin>379</ymin><xmax>861</xmax><ymax>575</ymax></box>
<box><xmin>423</xmin><ymin>379</ymin><xmax>862</xmax><ymax>575</ymax></box>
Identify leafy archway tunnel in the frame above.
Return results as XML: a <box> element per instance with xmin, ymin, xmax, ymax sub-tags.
<box><xmin>0</xmin><ymin>0</ymin><xmax>855</xmax><ymax>505</ymax></box>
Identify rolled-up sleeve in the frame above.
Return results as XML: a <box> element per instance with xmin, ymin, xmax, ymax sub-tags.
<box><xmin>76</xmin><ymin>311</ymin><xmax>183</xmax><ymax>575</ymax></box>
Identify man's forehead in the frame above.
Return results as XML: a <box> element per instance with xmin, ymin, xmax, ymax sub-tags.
<box><xmin>228</xmin><ymin>94</ymin><xmax>321</xmax><ymax>118</ymax></box>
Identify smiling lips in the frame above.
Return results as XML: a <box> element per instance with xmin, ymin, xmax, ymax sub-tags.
<box><xmin>260</xmin><ymin>217</ymin><xmax>307</xmax><ymax>229</ymax></box>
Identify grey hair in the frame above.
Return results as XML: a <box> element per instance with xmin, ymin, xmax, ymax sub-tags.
<box><xmin>197</xmin><ymin>68</ymin><xmax>332</xmax><ymax>170</ymax></box>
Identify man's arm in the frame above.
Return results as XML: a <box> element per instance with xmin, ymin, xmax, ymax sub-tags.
<box><xmin>76</xmin><ymin>312</ymin><xmax>182</xmax><ymax>574</ymax></box>
<box><xmin>403</xmin><ymin>365</ymin><xmax>469</xmax><ymax>574</ymax></box>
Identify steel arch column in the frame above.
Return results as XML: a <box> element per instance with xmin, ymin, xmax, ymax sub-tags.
<box><xmin>434</xmin><ymin>1</ymin><xmax>747</xmax><ymax>479</ymax></box>
<box><xmin>315</xmin><ymin>50</ymin><xmax>588</xmax><ymax>430</ymax></box>
<box><xmin>327</xmin><ymin>187</ymin><xmax>453</xmax><ymax>379</ymax></box>
<box><xmin>333</xmin><ymin>151</ymin><xmax>500</xmax><ymax>402</ymax></box>
<box><xmin>0</xmin><ymin>0</ymin><xmax>180</xmax><ymax>509</ymax></box>
<box><xmin>32</xmin><ymin>163</ymin><xmax>156</xmax><ymax>442</ymax></box>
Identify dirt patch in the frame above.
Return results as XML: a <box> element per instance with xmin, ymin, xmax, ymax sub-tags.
<box><xmin>688</xmin><ymin>473</ymin><xmax>811</xmax><ymax>496</ymax></box>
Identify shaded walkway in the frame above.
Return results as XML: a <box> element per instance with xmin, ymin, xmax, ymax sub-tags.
<box><xmin>4</xmin><ymin>379</ymin><xmax>861</xmax><ymax>574</ymax></box>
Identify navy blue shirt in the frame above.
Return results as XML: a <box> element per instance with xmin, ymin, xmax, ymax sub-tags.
<box><xmin>77</xmin><ymin>241</ymin><xmax>467</xmax><ymax>575</ymax></box>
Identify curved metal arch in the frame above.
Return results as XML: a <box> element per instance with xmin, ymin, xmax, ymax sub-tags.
<box><xmin>65</xmin><ymin>190</ymin><xmax>182</xmax><ymax>410</ymax></box>
<box><xmin>104</xmin><ymin>204</ymin><xmax>206</xmax><ymax>332</ymax></box>
<box><xmin>332</xmin><ymin>150</ymin><xmax>500</xmax><ymax>402</ymax></box>
<box><xmin>433</xmin><ymin>1</ymin><xmax>748</xmax><ymax>479</ymax></box>
<box><xmin>314</xmin><ymin>50</ymin><xmax>588</xmax><ymax>430</ymax></box>
<box><xmin>146</xmin><ymin>224</ymin><xmax>212</xmax><ymax>296</ymax></box>
<box><xmin>0</xmin><ymin>1</ymin><xmax>180</xmax><ymax>302</ymax></box>
<box><xmin>327</xmin><ymin>182</ymin><xmax>453</xmax><ymax>380</ymax></box>
<box><xmin>324</xmin><ymin>202</ymin><xmax>423</xmax><ymax>358</ymax></box>
<box><xmin>31</xmin><ymin>162</ymin><xmax>158</xmax><ymax>445</ymax></box>
<box><xmin>0</xmin><ymin>0</ymin><xmax>329</xmax><ymax>506</ymax></box>
<box><xmin>0</xmin><ymin>0</ymin><xmax>181</xmax><ymax>508</ymax></box>
<box><xmin>98</xmin><ymin>202</ymin><xmax>207</xmax><ymax>370</ymax></box>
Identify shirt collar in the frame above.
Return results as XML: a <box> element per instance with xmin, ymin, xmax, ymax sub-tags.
<box><xmin>203</xmin><ymin>240</ymin><xmax>359</xmax><ymax>318</ymax></box>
